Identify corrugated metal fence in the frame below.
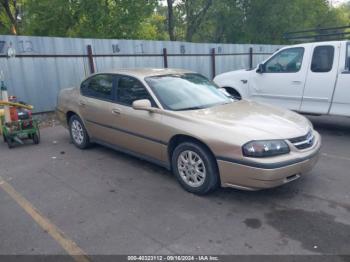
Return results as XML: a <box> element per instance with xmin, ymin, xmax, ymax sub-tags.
<box><xmin>0</xmin><ymin>35</ymin><xmax>283</xmax><ymax>112</ymax></box>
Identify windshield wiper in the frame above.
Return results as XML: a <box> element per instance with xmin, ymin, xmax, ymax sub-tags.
<box><xmin>220</xmin><ymin>101</ymin><xmax>233</xmax><ymax>105</ymax></box>
<box><xmin>176</xmin><ymin>106</ymin><xmax>205</xmax><ymax>111</ymax></box>
<box><xmin>177</xmin><ymin>101</ymin><xmax>232</xmax><ymax>111</ymax></box>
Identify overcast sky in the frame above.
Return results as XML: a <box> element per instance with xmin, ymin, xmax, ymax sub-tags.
<box><xmin>330</xmin><ymin>0</ymin><xmax>350</xmax><ymax>6</ymax></box>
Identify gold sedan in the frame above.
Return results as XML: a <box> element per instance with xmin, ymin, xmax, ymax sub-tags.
<box><xmin>56</xmin><ymin>68</ymin><xmax>321</xmax><ymax>194</ymax></box>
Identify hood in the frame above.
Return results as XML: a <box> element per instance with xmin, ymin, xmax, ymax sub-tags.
<box><xmin>177</xmin><ymin>100</ymin><xmax>310</xmax><ymax>140</ymax></box>
<box><xmin>214</xmin><ymin>69</ymin><xmax>251</xmax><ymax>81</ymax></box>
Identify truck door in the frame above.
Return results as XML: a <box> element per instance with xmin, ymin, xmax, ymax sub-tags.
<box><xmin>300</xmin><ymin>43</ymin><xmax>340</xmax><ymax>114</ymax></box>
<box><xmin>249</xmin><ymin>47</ymin><xmax>308</xmax><ymax>110</ymax></box>
<box><xmin>329</xmin><ymin>42</ymin><xmax>350</xmax><ymax>116</ymax></box>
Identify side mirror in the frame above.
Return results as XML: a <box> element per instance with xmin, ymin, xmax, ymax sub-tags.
<box><xmin>256</xmin><ymin>63</ymin><xmax>265</xmax><ymax>74</ymax></box>
<box><xmin>132</xmin><ymin>99</ymin><xmax>155</xmax><ymax>112</ymax></box>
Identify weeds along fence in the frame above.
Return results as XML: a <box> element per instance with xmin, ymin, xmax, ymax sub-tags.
<box><xmin>0</xmin><ymin>35</ymin><xmax>283</xmax><ymax>112</ymax></box>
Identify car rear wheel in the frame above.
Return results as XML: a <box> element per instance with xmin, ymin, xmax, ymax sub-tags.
<box><xmin>172</xmin><ymin>142</ymin><xmax>219</xmax><ymax>195</ymax></box>
<box><xmin>69</xmin><ymin>115</ymin><xmax>90</xmax><ymax>149</ymax></box>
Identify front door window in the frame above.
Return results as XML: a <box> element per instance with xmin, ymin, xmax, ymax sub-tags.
<box><xmin>116</xmin><ymin>76</ymin><xmax>154</xmax><ymax>106</ymax></box>
<box><xmin>265</xmin><ymin>47</ymin><xmax>304</xmax><ymax>73</ymax></box>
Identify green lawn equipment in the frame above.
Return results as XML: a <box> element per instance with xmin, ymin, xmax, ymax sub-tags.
<box><xmin>1</xmin><ymin>101</ymin><xmax>40</xmax><ymax>149</ymax></box>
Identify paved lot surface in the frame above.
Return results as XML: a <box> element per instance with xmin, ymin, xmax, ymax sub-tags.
<box><xmin>0</xmin><ymin>115</ymin><xmax>350</xmax><ymax>257</ymax></box>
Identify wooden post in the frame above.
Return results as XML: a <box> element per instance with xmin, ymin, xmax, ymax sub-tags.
<box><xmin>87</xmin><ymin>45</ymin><xmax>95</xmax><ymax>74</ymax></box>
<box><xmin>163</xmin><ymin>48</ymin><xmax>168</xmax><ymax>68</ymax></box>
<box><xmin>249</xmin><ymin>47</ymin><xmax>253</xmax><ymax>70</ymax></box>
<box><xmin>211</xmin><ymin>48</ymin><xmax>216</xmax><ymax>79</ymax></box>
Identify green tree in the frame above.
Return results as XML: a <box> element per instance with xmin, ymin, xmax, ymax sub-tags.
<box><xmin>164</xmin><ymin>0</ymin><xmax>348</xmax><ymax>44</ymax></box>
<box><xmin>190</xmin><ymin>0</ymin><xmax>245</xmax><ymax>43</ymax></box>
<box><xmin>165</xmin><ymin>0</ymin><xmax>215</xmax><ymax>42</ymax></box>
<box><xmin>136</xmin><ymin>13</ymin><xmax>169</xmax><ymax>40</ymax></box>
<box><xmin>336</xmin><ymin>2</ymin><xmax>350</xmax><ymax>25</ymax></box>
<box><xmin>180</xmin><ymin>0</ymin><xmax>213</xmax><ymax>42</ymax></box>
<box><xmin>2</xmin><ymin>0</ymin><xmax>349</xmax><ymax>44</ymax></box>
<box><xmin>23</xmin><ymin>0</ymin><xmax>79</xmax><ymax>37</ymax></box>
<box><xmin>166</xmin><ymin>0</ymin><xmax>175</xmax><ymax>40</ymax></box>
<box><xmin>241</xmin><ymin>0</ymin><xmax>348</xmax><ymax>44</ymax></box>
<box><xmin>0</xmin><ymin>0</ymin><xmax>22</xmax><ymax>34</ymax></box>
<box><xmin>23</xmin><ymin>0</ymin><xmax>158</xmax><ymax>39</ymax></box>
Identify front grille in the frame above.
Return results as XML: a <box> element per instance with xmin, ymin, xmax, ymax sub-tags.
<box><xmin>289</xmin><ymin>130</ymin><xmax>314</xmax><ymax>150</ymax></box>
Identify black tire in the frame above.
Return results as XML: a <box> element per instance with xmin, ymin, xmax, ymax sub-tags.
<box><xmin>33</xmin><ymin>132</ymin><xmax>40</xmax><ymax>144</ymax></box>
<box><xmin>3</xmin><ymin>133</ymin><xmax>7</xmax><ymax>143</ymax></box>
<box><xmin>171</xmin><ymin>142</ymin><xmax>219</xmax><ymax>195</ymax></box>
<box><xmin>68</xmin><ymin>115</ymin><xmax>90</xmax><ymax>149</ymax></box>
<box><xmin>7</xmin><ymin>137</ymin><xmax>14</xmax><ymax>149</ymax></box>
<box><xmin>224</xmin><ymin>87</ymin><xmax>241</xmax><ymax>100</ymax></box>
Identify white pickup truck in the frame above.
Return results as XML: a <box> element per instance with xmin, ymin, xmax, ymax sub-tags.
<box><xmin>214</xmin><ymin>41</ymin><xmax>350</xmax><ymax>116</ymax></box>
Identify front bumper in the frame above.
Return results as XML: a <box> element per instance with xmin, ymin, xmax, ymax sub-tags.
<box><xmin>217</xmin><ymin>131</ymin><xmax>321</xmax><ymax>190</ymax></box>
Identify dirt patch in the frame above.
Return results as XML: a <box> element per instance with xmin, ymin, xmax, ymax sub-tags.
<box><xmin>243</xmin><ymin>218</ymin><xmax>262</xmax><ymax>229</ymax></box>
<box><xmin>32</xmin><ymin>112</ymin><xmax>59</xmax><ymax>128</ymax></box>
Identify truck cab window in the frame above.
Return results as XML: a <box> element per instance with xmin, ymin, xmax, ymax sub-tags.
<box><xmin>311</xmin><ymin>46</ymin><xmax>334</xmax><ymax>73</ymax></box>
<box><xmin>265</xmin><ymin>47</ymin><xmax>304</xmax><ymax>73</ymax></box>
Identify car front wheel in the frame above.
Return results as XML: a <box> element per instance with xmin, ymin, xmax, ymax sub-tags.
<box><xmin>172</xmin><ymin>142</ymin><xmax>219</xmax><ymax>195</ymax></box>
<box><xmin>69</xmin><ymin>115</ymin><xmax>90</xmax><ymax>149</ymax></box>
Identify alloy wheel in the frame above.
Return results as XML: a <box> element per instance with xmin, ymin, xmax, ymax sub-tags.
<box><xmin>177</xmin><ymin>150</ymin><xmax>206</xmax><ymax>187</ymax></box>
<box><xmin>71</xmin><ymin>119</ymin><xmax>84</xmax><ymax>145</ymax></box>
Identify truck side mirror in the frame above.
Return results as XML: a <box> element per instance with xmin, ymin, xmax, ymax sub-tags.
<box><xmin>256</xmin><ymin>63</ymin><xmax>265</xmax><ymax>74</ymax></box>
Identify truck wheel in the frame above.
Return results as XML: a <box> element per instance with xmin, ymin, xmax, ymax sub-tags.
<box><xmin>172</xmin><ymin>142</ymin><xmax>219</xmax><ymax>195</ymax></box>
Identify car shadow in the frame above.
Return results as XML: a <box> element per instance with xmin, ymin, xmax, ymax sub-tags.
<box><xmin>208</xmin><ymin>179</ymin><xmax>304</xmax><ymax>204</ymax></box>
<box><xmin>92</xmin><ymin>141</ymin><xmax>308</xmax><ymax>205</ymax></box>
<box><xmin>82</xmin><ymin>115</ymin><xmax>350</xmax><ymax>206</ymax></box>
<box><xmin>91</xmin><ymin>143</ymin><xmax>172</xmax><ymax>176</ymax></box>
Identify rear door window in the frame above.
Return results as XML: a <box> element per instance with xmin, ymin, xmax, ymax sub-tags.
<box><xmin>81</xmin><ymin>74</ymin><xmax>115</xmax><ymax>100</ymax></box>
<box><xmin>311</xmin><ymin>46</ymin><xmax>334</xmax><ymax>73</ymax></box>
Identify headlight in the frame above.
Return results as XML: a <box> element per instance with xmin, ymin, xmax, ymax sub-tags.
<box><xmin>242</xmin><ymin>140</ymin><xmax>290</xmax><ymax>157</ymax></box>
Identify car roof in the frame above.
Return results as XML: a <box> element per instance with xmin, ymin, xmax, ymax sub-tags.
<box><xmin>96</xmin><ymin>68</ymin><xmax>195</xmax><ymax>78</ymax></box>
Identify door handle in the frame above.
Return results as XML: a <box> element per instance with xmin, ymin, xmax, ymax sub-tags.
<box><xmin>292</xmin><ymin>81</ymin><xmax>302</xmax><ymax>85</ymax></box>
<box><xmin>111</xmin><ymin>108</ymin><xmax>121</xmax><ymax>115</ymax></box>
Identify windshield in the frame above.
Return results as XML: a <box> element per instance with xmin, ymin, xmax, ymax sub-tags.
<box><xmin>145</xmin><ymin>73</ymin><xmax>232</xmax><ymax>111</ymax></box>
